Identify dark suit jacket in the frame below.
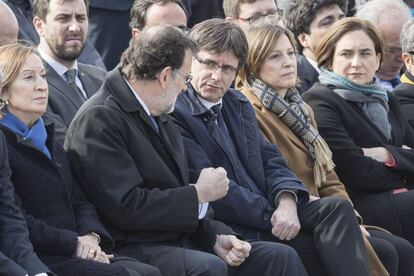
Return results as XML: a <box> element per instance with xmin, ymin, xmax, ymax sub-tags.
<box><xmin>0</xmin><ymin>130</ymin><xmax>50</xmax><ymax>276</ymax></box>
<box><xmin>64</xmin><ymin>68</ymin><xmax>233</xmax><ymax>252</ymax></box>
<box><xmin>89</xmin><ymin>0</ymin><xmax>133</xmax><ymax>10</ymax></box>
<box><xmin>172</xmin><ymin>86</ymin><xmax>308</xmax><ymax>240</ymax></box>
<box><xmin>394</xmin><ymin>72</ymin><xmax>414</xmax><ymax>129</ymax></box>
<box><xmin>303</xmin><ymin>82</ymin><xmax>414</xmax><ymax>235</ymax></box>
<box><xmin>42</xmin><ymin>60</ymin><xmax>105</xmax><ymax>142</ymax></box>
<box><xmin>297</xmin><ymin>54</ymin><xmax>319</xmax><ymax>95</ymax></box>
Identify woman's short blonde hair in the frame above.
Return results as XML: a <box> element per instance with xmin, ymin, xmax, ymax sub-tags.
<box><xmin>316</xmin><ymin>17</ymin><xmax>384</xmax><ymax>69</ymax></box>
<box><xmin>0</xmin><ymin>43</ymin><xmax>41</xmax><ymax>99</ymax></box>
<box><xmin>237</xmin><ymin>23</ymin><xmax>297</xmax><ymax>87</ymax></box>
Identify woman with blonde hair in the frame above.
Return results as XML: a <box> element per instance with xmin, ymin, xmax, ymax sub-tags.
<box><xmin>237</xmin><ymin>22</ymin><xmax>414</xmax><ymax>276</ymax></box>
<box><xmin>0</xmin><ymin>43</ymin><xmax>161</xmax><ymax>276</ymax></box>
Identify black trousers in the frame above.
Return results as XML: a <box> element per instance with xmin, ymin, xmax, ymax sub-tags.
<box><xmin>261</xmin><ymin>197</ymin><xmax>370</xmax><ymax>276</ymax></box>
<box><xmin>115</xmin><ymin>241</ymin><xmax>308</xmax><ymax>276</ymax></box>
<box><xmin>44</xmin><ymin>255</ymin><xmax>160</xmax><ymax>276</ymax></box>
<box><xmin>368</xmin><ymin>229</ymin><xmax>414</xmax><ymax>276</ymax></box>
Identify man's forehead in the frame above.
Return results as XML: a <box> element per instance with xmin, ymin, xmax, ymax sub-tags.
<box><xmin>315</xmin><ymin>4</ymin><xmax>343</xmax><ymax>18</ymax></box>
<box><xmin>47</xmin><ymin>0</ymin><xmax>87</xmax><ymax>15</ymax></box>
<box><xmin>238</xmin><ymin>0</ymin><xmax>277</xmax><ymax>16</ymax></box>
<box><xmin>198</xmin><ymin>49</ymin><xmax>236</xmax><ymax>58</ymax></box>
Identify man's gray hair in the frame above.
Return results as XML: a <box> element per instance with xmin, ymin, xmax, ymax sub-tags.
<box><xmin>401</xmin><ymin>19</ymin><xmax>414</xmax><ymax>53</ymax></box>
<box><xmin>356</xmin><ymin>0</ymin><xmax>411</xmax><ymax>26</ymax></box>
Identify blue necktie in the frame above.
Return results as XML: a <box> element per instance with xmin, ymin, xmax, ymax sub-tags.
<box><xmin>149</xmin><ymin>115</ymin><xmax>159</xmax><ymax>134</ymax></box>
<box><xmin>211</xmin><ymin>104</ymin><xmax>229</xmax><ymax>135</ymax></box>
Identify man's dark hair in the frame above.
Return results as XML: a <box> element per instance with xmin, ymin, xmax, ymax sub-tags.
<box><xmin>130</xmin><ymin>0</ymin><xmax>188</xmax><ymax>30</ymax></box>
<box><xmin>284</xmin><ymin>0</ymin><xmax>348</xmax><ymax>53</ymax></box>
<box><xmin>189</xmin><ymin>18</ymin><xmax>248</xmax><ymax>69</ymax></box>
<box><xmin>121</xmin><ymin>25</ymin><xmax>197</xmax><ymax>80</ymax></box>
<box><xmin>222</xmin><ymin>0</ymin><xmax>277</xmax><ymax>19</ymax></box>
<box><xmin>33</xmin><ymin>0</ymin><xmax>89</xmax><ymax>20</ymax></box>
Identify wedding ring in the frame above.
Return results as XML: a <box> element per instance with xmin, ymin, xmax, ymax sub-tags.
<box><xmin>89</xmin><ymin>249</ymin><xmax>96</xmax><ymax>255</ymax></box>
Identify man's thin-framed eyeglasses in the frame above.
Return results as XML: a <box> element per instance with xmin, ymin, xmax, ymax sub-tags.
<box><xmin>194</xmin><ymin>55</ymin><xmax>238</xmax><ymax>75</ymax></box>
<box><xmin>238</xmin><ymin>9</ymin><xmax>283</xmax><ymax>25</ymax></box>
<box><xmin>174</xmin><ymin>69</ymin><xmax>193</xmax><ymax>84</ymax></box>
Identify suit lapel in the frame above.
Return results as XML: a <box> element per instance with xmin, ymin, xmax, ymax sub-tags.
<box><xmin>221</xmin><ymin>95</ymin><xmax>252</xmax><ymax>170</ymax></box>
<box><xmin>43</xmin><ymin>60</ymin><xmax>84</xmax><ymax>109</ymax></box>
<box><xmin>106</xmin><ymin>69</ymin><xmax>186</xmax><ymax>182</ymax></box>
<box><xmin>158</xmin><ymin>116</ymin><xmax>188</xmax><ymax>184</ymax></box>
<box><xmin>78</xmin><ymin>65</ymin><xmax>98</xmax><ymax>98</ymax></box>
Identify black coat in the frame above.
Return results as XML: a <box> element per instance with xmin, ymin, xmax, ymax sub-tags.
<box><xmin>0</xmin><ymin>125</ymin><xmax>115</xmax><ymax>266</ymax></box>
<box><xmin>394</xmin><ymin>75</ymin><xmax>414</xmax><ymax>129</ymax></box>
<box><xmin>303</xmin><ymin>82</ymin><xmax>414</xmax><ymax>235</ymax></box>
<box><xmin>0</xmin><ymin>130</ymin><xmax>51</xmax><ymax>276</ymax></box>
<box><xmin>297</xmin><ymin>54</ymin><xmax>319</xmax><ymax>95</ymax></box>
<box><xmin>65</xmin><ymin>68</ymin><xmax>233</xmax><ymax>251</ymax></box>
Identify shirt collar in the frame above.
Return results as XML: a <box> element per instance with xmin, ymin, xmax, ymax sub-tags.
<box><xmin>305</xmin><ymin>56</ymin><xmax>321</xmax><ymax>74</ymax></box>
<box><xmin>123</xmin><ymin>77</ymin><xmax>151</xmax><ymax>116</ymax></box>
<box><xmin>196</xmin><ymin>94</ymin><xmax>223</xmax><ymax>110</ymax></box>
<box><xmin>38</xmin><ymin>45</ymin><xmax>79</xmax><ymax>77</ymax></box>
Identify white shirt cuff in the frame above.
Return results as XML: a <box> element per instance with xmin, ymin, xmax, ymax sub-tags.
<box><xmin>198</xmin><ymin>202</ymin><xmax>209</xmax><ymax>219</ymax></box>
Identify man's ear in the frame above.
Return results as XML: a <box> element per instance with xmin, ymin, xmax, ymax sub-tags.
<box><xmin>402</xmin><ymin>52</ymin><xmax>414</xmax><ymax>74</ymax></box>
<box><xmin>224</xmin><ymin>16</ymin><xmax>236</xmax><ymax>23</ymax></box>
<box><xmin>158</xmin><ymin>66</ymin><xmax>173</xmax><ymax>89</ymax></box>
<box><xmin>131</xmin><ymin>28</ymin><xmax>140</xmax><ymax>40</ymax></box>
<box><xmin>402</xmin><ymin>52</ymin><xmax>412</xmax><ymax>68</ymax></box>
<box><xmin>33</xmin><ymin>16</ymin><xmax>45</xmax><ymax>36</ymax></box>
<box><xmin>298</xmin><ymin>33</ymin><xmax>309</xmax><ymax>49</ymax></box>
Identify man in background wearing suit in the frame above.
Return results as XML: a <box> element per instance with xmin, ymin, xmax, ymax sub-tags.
<box><xmin>284</xmin><ymin>0</ymin><xmax>347</xmax><ymax>94</ymax></box>
<box><xmin>33</xmin><ymin>0</ymin><xmax>105</xmax><ymax>142</ymax></box>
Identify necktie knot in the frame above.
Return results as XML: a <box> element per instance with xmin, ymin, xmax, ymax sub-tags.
<box><xmin>211</xmin><ymin>104</ymin><xmax>222</xmax><ymax>117</ymax></box>
<box><xmin>65</xmin><ymin>69</ymin><xmax>77</xmax><ymax>85</ymax></box>
<box><xmin>65</xmin><ymin>68</ymin><xmax>86</xmax><ymax>102</ymax></box>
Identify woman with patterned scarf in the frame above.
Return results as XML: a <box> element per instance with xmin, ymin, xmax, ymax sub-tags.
<box><xmin>237</xmin><ymin>22</ymin><xmax>414</xmax><ymax>275</ymax></box>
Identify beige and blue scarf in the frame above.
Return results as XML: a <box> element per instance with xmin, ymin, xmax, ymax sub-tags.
<box><xmin>249</xmin><ymin>77</ymin><xmax>334</xmax><ymax>187</ymax></box>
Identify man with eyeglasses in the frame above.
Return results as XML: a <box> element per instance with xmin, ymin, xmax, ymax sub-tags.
<box><xmin>357</xmin><ymin>0</ymin><xmax>412</xmax><ymax>91</ymax></box>
<box><xmin>173</xmin><ymin>18</ymin><xmax>371</xmax><ymax>276</ymax></box>
<box><xmin>223</xmin><ymin>0</ymin><xmax>284</xmax><ymax>29</ymax></box>
<box><xmin>394</xmin><ymin>19</ymin><xmax>414</xmax><ymax>129</ymax></box>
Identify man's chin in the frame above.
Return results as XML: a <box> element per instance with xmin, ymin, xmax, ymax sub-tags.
<box><xmin>60</xmin><ymin>50</ymin><xmax>83</xmax><ymax>61</ymax></box>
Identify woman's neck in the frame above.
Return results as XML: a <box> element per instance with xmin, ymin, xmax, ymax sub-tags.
<box><xmin>6</xmin><ymin>109</ymin><xmax>38</xmax><ymax>128</ymax></box>
<box><xmin>275</xmin><ymin>88</ymin><xmax>288</xmax><ymax>99</ymax></box>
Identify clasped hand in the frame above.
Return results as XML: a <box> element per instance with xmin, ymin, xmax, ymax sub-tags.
<box><xmin>76</xmin><ymin>234</ymin><xmax>113</xmax><ymax>264</ymax></box>
<box><xmin>214</xmin><ymin>235</ymin><xmax>251</xmax><ymax>267</ymax></box>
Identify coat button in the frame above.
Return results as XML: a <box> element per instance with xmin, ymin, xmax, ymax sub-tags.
<box><xmin>263</xmin><ymin>213</ymin><xmax>270</xmax><ymax>221</ymax></box>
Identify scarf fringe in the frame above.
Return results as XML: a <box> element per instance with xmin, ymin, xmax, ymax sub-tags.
<box><xmin>313</xmin><ymin>137</ymin><xmax>335</xmax><ymax>187</ymax></box>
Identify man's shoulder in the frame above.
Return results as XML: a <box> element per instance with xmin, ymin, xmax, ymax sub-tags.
<box><xmin>302</xmin><ymin>82</ymin><xmax>332</xmax><ymax>99</ymax></box>
<box><xmin>394</xmin><ymin>82</ymin><xmax>414</xmax><ymax>99</ymax></box>
<box><xmin>78</xmin><ymin>62</ymin><xmax>106</xmax><ymax>79</ymax></box>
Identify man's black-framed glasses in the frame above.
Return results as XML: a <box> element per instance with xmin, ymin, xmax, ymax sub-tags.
<box><xmin>238</xmin><ymin>9</ymin><xmax>283</xmax><ymax>25</ymax></box>
<box><xmin>193</xmin><ymin>55</ymin><xmax>238</xmax><ymax>75</ymax></box>
<box><xmin>174</xmin><ymin>69</ymin><xmax>193</xmax><ymax>84</ymax></box>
